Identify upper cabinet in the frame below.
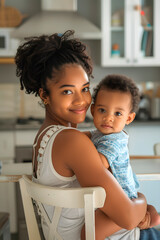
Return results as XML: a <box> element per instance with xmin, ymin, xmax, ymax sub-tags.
<box><xmin>1</xmin><ymin>0</ymin><xmax>160</xmax><ymax>67</ymax></box>
<box><xmin>101</xmin><ymin>0</ymin><xmax>160</xmax><ymax>67</ymax></box>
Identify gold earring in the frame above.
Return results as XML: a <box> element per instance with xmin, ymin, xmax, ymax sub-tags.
<box><xmin>43</xmin><ymin>100</ymin><xmax>48</xmax><ymax>105</ymax></box>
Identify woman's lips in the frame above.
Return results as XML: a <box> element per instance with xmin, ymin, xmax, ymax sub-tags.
<box><xmin>70</xmin><ymin>108</ymin><xmax>86</xmax><ymax>114</ymax></box>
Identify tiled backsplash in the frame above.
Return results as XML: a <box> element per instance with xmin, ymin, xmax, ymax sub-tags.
<box><xmin>0</xmin><ymin>84</ymin><xmax>18</xmax><ymax>118</ymax></box>
<box><xmin>0</xmin><ymin>83</ymin><xmax>44</xmax><ymax>119</ymax></box>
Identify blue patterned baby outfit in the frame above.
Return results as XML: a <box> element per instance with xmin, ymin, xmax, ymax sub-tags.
<box><xmin>91</xmin><ymin>130</ymin><xmax>139</xmax><ymax>199</ymax></box>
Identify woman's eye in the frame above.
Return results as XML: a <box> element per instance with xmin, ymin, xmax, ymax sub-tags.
<box><xmin>63</xmin><ymin>90</ymin><xmax>72</xmax><ymax>95</ymax></box>
<box><xmin>115</xmin><ymin>112</ymin><xmax>122</xmax><ymax>116</ymax></box>
<box><xmin>82</xmin><ymin>87</ymin><xmax>90</xmax><ymax>92</ymax></box>
<box><xmin>98</xmin><ymin>108</ymin><xmax>106</xmax><ymax>113</ymax></box>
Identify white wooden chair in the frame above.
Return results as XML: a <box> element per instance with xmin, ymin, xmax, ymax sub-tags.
<box><xmin>154</xmin><ymin>143</ymin><xmax>160</xmax><ymax>155</ymax></box>
<box><xmin>0</xmin><ymin>161</ymin><xmax>160</xmax><ymax>240</ymax></box>
<box><xmin>0</xmin><ymin>163</ymin><xmax>106</xmax><ymax>240</ymax></box>
<box><xmin>19</xmin><ymin>175</ymin><xmax>106</xmax><ymax>240</ymax></box>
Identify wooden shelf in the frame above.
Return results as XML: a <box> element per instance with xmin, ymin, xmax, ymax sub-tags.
<box><xmin>0</xmin><ymin>58</ymin><xmax>15</xmax><ymax>64</ymax></box>
<box><xmin>130</xmin><ymin>155</ymin><xmax>160</xmax><ymax>160</ymax></box>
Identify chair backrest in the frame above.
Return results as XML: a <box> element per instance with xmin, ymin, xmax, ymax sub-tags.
<box><xmin>19</xmin><ymin>175</ymin><xmax>106</xmax><ymax>240</ymax></box>
<box><xmin>154</xmin><ymin>143</ymin><xmax>160</xmax><ymax>155</ymax></box>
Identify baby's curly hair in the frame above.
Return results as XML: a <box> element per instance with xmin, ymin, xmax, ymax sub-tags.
<box><xmin>92</xmin><ymin>74</ymin><xmax>140</xmax><ymax>113</ymax></box>
<box><xmin>15</xmin><ymin>30</ymin><xmax>93</xmax><ymax>96</ymax></box>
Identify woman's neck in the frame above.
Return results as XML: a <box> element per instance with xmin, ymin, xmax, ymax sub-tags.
<box><xmin>44</xmin><ymin>112</ymin><xmax>77</xmax><ymax>128</ymax></box>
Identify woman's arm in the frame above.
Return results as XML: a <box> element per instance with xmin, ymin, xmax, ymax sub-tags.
<box><xmin>54</xmin><ymin>129</ymin><xmax>147</xmax><ymax>230</ymax></box>
<box><xmin>83</xmin><ymin>131</ymin><xmax>91</xmax><ymax>138</ymax></box>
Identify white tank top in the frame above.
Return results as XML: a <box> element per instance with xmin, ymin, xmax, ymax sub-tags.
<box><xmin>32</xmin><ymin>125</ymin><xmax>84</xmax><ymax>240</ymax></box>
<box><xmin>32</xmin><ymin>125</ymin><xmax>140</xmax><ymax>240</ymax></box>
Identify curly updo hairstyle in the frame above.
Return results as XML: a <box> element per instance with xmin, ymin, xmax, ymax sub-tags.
<box><xmin>15</xmin><ymin>30</ymin><xmax>93</xmax><ymax>96</ymax></box>
<box><xmin>92</xmin><ymin>74</ymin><xmax>140</xmax><ymax>113</ymax></box>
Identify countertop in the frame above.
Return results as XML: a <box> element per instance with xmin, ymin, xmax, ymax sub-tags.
<box><xmin>0</xmin><ymin>119</ymin><xmax>160</xmax><ymax>131</ymax></box>
<box><xmin>0</xmin><ymin>119</ymin><xmax>95</xmax><ymax>131</ymax></box>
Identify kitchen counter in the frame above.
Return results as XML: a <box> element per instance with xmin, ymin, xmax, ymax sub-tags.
<box><xmin>134</xmin><ymin>119</ymin><xmax>160</xmax><ymax>125</ymax></box>
<box><xmin>0</xmin><ymin>122</ymin><xmax>95</xmax><ymax>131</ymax></box>
<box><xmin>0</xmin><ymin>119</ymin><xmax>160</xmax><ymax>131</ymax></box>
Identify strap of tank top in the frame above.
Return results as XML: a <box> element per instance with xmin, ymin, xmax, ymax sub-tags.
<box><xmin>32</xmin><ymin>125</ymin><xmax>71</xmax><ymax>174</ymax></box>
<box><xmin>32</xmin><ymin>125</ymin><xmax>55</xmax><ymax>173</ymax></box>
<box><xmin>37</xmin><ymin>125</ymin><xmax>65</xmax><ymax>163</ymax></box>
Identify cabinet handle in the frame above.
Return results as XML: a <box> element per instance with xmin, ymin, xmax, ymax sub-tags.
<box><xmin>134</xmin><ymin>5</ymin><xmax>141</xmax><ymax>11</ymax></box>
<box><xmin>126</xmin><ymin>59</ymin><xmax>130</xmax><ymax>63</ymax></box>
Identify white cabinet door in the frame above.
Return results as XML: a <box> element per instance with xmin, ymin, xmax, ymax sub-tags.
<box><xmin>0</xmin><ymin>131</ymin><xmax>17</xmax><ymax>233</ymax></box>
<box><xmin>15</xmin><ymin>129</ymin><xmax>38</xmax><ymax>146</ymax></box>
<box><xmin>126</xmin><ymin>123</ymin><xmax>160</xmax><ymax>155</ymax></box>
<box><xmin>0</xmin><ymin>131</ymin><xmax>14</xmax><ymax>159</ymax></box>
<box><xmin>131</xmin><ymin>158</ymin><xmax>160</xmax><ymax>212</ymax></box>
<box><xmin>101</xmin><ymin>0</ymin><xmax>160</xmax><ymax>67</ymax></box>
<box><xmin>0</xmin><ymin>159</ymin><xmax>17</xmax><ymax>233</ymax></box>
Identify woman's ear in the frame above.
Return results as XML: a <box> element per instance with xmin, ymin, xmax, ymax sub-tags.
<box><xmin>90</xmin><ymin>104</ymin><xmax>95</xmax><ymax>117</ymax></box>
<box><xmin>39</xmin><ymin>88</ymin><xmax>49</xmax><ymax>105</ymax></box>
<box><xmin>126</xmin><ymin>112</ymin><xmax>136</xmax><ymax>125</ymax></box>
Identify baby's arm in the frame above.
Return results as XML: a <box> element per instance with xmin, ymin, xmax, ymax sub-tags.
<box><xmin>99</xmin><ymin>152</ymin><xmax>110</xmax><ymax>169</ymax></box>
<box><xmin>83</xmin><ymin>131</ymin><xmax>110</xmax><ymax>168</ymax></box>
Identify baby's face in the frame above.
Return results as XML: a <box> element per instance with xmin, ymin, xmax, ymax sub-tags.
<box><xmin>91</xmin><ymin>89</ymin><xmax>135</xmax><ymax>135</ymax></box>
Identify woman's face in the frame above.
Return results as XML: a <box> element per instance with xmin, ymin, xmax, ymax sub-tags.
<box><xmin>44</xmin><ymin>64</ymin><xmax>91</xmax><ymax>126</ymax></box>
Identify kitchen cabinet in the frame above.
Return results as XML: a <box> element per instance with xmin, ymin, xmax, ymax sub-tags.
<box><xmin>125</xmin><ymin>122</ymin><xmax>160</xmax><ymax>155</ymax></box>
<box><xmin>0</xmin><ymin>131</ymin><xmax>15</xmax><ymax>159</ymax></box>
<box><xmin>0</xmin><ymin>131</ymin><xmax>17</xmax><ymax>233</ymax></box>
<box><xmin>0</xmin><ymin>128</ymin><xmax>38</xmax><ymax>234</ymax></box>
<box><xmin>1</xmin><ymin>0</ymin><xmax>160</xmax><ymax>67</ymax></box>
<box><xmin>101</xmin><ymin>0</ymin><xmax>160</xmax><ymax>67</ymax></box>
<box><xmin>131</xmin><ymin>158</ymin><xmax>160</xmax><ymax>213</ymax></box>
<box><xmin>15</xmin><ymin>129</ymin><xmax>38</xmax><ymax>146</ymax></box>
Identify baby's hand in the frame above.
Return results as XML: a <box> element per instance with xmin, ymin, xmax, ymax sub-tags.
<box><xmin>147</xmin><ymin>204</ymin><xmax>160</xmax><ymax>227</ymax></box>
<box><xmin>138</xmin><ymin>211</ymin><xmax>151</xmax><ymax>229</ymax></box>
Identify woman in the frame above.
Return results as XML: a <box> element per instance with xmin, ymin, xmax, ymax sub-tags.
<box><xmin>15</xmin><ymin>30</ymin><xmax>160</xmax><ymax>240</ymax></box>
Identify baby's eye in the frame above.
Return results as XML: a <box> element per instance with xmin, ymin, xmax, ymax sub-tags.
<box><xmin>63</xmin><ymin>90</ymin><xmax>72</xmax><ymax>95</ymax></box>
<box><xmin>98</xmin><ymin>108</ymin><xmax>106</xmax><ymax>113</ymax></box>
<box><xmin>82</xmin><ymin>87</ymin><xmax>90</xmax><ymax>92</ymax></box>
<box><xmin>115</xmin><ymin>112</ymin><xmax>122</xmax><ymax>116</ymax></box>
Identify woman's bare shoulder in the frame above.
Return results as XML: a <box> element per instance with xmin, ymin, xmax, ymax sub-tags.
<box><xmin>54</xmin><ymin>128</ymin><xmax>102</xmax><ymax>167</ymax></box>
<box><xmin>52</xmin><ymin>128</ymin><xmax>101</xmax><ymax>178</ymax></box>
<box><xmin>56</xmin><ymin>128</ymin><xmax>91</xmax><ymax>145</ymax></box>
<box><xmin>53</xmin><ymin>128</ymin><xmax>98</xmax><ymax>162</ymax></box>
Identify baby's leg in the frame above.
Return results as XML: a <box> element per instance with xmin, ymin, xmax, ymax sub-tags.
<box><xmin>81</xmin><ymin>209</ymin><xmax>121</xmax><ymax>240</ymax></box>
<box><xmin>147</xmin><ymin>204</ymin><xmax>160</xmax><ymax>227</ymax></box>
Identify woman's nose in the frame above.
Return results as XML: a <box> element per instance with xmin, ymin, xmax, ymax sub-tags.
<box><xmin>73</xmin><ymin>92</ymin><xmax>86</xmax><ymax>105</ymax></box>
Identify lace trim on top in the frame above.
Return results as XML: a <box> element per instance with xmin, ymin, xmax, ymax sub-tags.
<box><xmin>33</xmin><ymin>125</ymin><xmax>76</xmax><ymax>181</ymax></box>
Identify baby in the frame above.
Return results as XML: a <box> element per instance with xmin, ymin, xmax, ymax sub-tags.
<box><xmin>85</xmin><ymin>74</ymin><xmax>160</xmax><ymax>229</ymax></box>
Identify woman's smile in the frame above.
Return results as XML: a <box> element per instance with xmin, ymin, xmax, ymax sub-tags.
<box><xmin>70</xmin><ymin>107</ymin><xmax>87</xmax><ymax>114</ymax></box>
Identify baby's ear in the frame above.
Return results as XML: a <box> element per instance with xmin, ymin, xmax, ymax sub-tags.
<box><xmin>126</xmin><ymin>112</ymin><xmax>136</xmax><ymax>125</ymax></box>
<box><xmin>90</xmin><ymin>104</ymin><xmax>95</xmax><ymax>117</ymax></box>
